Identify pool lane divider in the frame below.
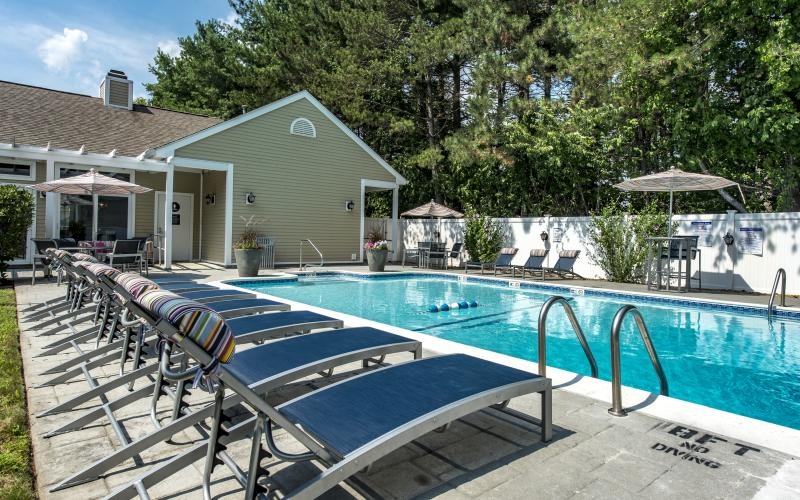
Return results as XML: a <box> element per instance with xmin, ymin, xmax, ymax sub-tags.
<box><xmin>428</xmin><ymin>300</ymin><xmax>478</xmax><ymax>313</ymax></box>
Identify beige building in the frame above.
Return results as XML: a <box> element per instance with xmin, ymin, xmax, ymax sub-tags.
<box><xmin>0</xmin><ymin>71</ymin><xmax>406</xmax><ymax>268</ymax></box>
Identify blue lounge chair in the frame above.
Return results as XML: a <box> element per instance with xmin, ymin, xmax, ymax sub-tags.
<box><xmin>178</xmin><ymin>288</ymin><xmax>254</xmax><ymax>303</ymax></box>
<box><xmin>513</xmin><ymin>248</ymin><xmax>549</xmax><ymax>279</ymax></box>
<box><xmin>544</xmin><ymin>250</ymin><xmax>584</xmax><ymax>279</ymax></box>
<box><xmin>493</xmin><ymin>247</ymin><xmax>519</xmax><ymax>275</ymax></box>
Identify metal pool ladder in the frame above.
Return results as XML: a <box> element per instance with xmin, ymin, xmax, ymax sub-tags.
<box><xmin>608</xmin><ymin>305</ymin><xmax>669</xmax><ymax>417</ymax></box>
<box><xmin>299</xmin><ymin>239</ymin><xmax>324</xmax><ymax>273</ymax></box>
<box><xmin>537</xmin><ymin>296</ymin><xmax>598</xmax><ymax>379</ymax></box>
<box><xmin>768</xmin><ymin>268</ymin><xmax>786</xmax><ymax>318</ymax></box>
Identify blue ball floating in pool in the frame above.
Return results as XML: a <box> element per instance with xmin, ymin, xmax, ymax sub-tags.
<box><xmin>440</xmin><ymin>303</ymin><xmax>450</xmax><ymax>311</ymax></box>
<box><xmin>469</xmin><ymin>300</ymin><xmax>478</xmax><ymax>308</ymax></box>
<box><xmin>458</xmin><ymin>300</ymin><xmax>469</xmax><ymax>309</ymax></box>
<box><xmin>428</xmin><ymin>304</ymin><xmax>440</xmax><ymax>313</ymax></box>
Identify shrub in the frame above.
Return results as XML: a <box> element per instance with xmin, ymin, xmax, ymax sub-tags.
<box><xmin>587</xmin><ymin>201</ymin><xmax>671</xmax><ymax>283</ymax></box>
<box><xmin>0</xmin><ymin>186</ymin><xmax>35</xmax><ymax>281</ymax></box>
<box><xmin>463</xmin><ymin>208</ymin><xmax>504</xmax><ymax>263</ymax></box>
<box><xmin>234</xmin><ymin>215</ymin><xmax>267</xmax><ymax>250</ymax></box>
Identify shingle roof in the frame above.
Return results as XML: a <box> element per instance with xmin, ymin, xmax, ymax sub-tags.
<box><xmin>0</xmin><ymin>81</ymin><xmax>221</xmax><ymax>157</ymax></box>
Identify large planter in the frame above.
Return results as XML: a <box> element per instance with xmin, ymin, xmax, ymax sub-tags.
<box><xmin>366</xmin><ymin>248</ymin><xmax>389</xmax><ymax>272</ymax></box>
<box><xmin>234</xmin><ymin>248</ymin><xmax>261</xmax><ymax>277</ymax></box>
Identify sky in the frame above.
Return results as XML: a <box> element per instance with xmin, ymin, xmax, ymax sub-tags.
<box><xmin>0</xmin><ymin>0</ymin><xmax>236</xmax><ymax>99</ymax></box>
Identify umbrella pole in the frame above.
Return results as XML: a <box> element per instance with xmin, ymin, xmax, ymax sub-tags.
<box><xmin>668</xmin><ymin>189</ymin><xmax>674</xmax><ymax>238</ymax></box>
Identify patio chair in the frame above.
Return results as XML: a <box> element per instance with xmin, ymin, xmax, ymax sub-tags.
<box><xmin>402</xmin><ymin>240</ymin><xmax>431</xmax><ymax>267</ymax></box>
<box><xmin>493</xmin><ymin>247</ymin><xmax>520</xmax><ymax>275</ymax></box>
<box><xmin>446</xmin><ymin>241</ymin><xmax>464</xmax><ymax>269</ymax></box>
<box><xmin>544</xmin><ymin>250</ymin><xmax>584</xmax><ymax>279</ymax></box>
<box><xmin>107</xmin><ymin>239</ymin><xmax>144</xmax><ymax>273</ymax></box>
<box><xmin>658</xmin><ymin>235</ymin><xmax>702</xmax><ymax>290</ymax></box>
<box><xmin>513</xmin><ymin>248</ymin><xmax>549</xmax><ymax>279</ymax></box>
<box><xmin>31</xmin><ymin>238</ymin><xmax>56</xmax><ymax>285</ymax></box>
<box><xmin>426</xmin><ymin>242</ymin><xmax>448</xmax><ymax>268</ymax></box>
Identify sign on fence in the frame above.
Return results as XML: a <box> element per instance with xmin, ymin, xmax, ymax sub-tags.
<box><xmin>690</xmin><ymin>221</ymin><xmax>713</xmax><ymax>247</ymax></box>
<box><xmin>736</xmin><ymin>227</ymin><xmax>763</xmax><ymax>255</ymax></box>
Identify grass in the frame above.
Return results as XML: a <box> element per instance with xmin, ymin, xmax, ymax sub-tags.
<box><xmin>0</xmin><ymin>288</ymin><xmax>35</xmax><ymax>499</ymax></box>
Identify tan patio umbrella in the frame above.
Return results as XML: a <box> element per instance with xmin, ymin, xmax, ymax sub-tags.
<box><xmin>615</xmin><ymin>167</ymin><xmax>744</xmax><ymax>237</ymax></box>
<box><xmin>401</xmin><ymin>199</ymin><xmax>463</xmax><ymax>242</ymax></box>
<box><xmin>31</xmin><ymin>168</ymin><xmax>152</xmax><ymax>195</ymax></box>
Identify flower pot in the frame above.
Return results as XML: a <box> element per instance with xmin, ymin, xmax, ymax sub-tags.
<box><xmin>366</xmin><ymin>248</ymin><xmax>389</xmax><ymax>272</ymax></box>
<box><xmin>234</xmin><ymin>248</ymin><xmax>262</xmax><ymax>277</ymax></box>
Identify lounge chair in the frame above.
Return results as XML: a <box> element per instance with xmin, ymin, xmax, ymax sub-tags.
<box><xmin>493</xmin><ymin>247</ymin><xmax>519</xmax><ymax>275</ymax></box>
<box><xmin>544</xmin><ymin>250</ymin><xmax>583</xmax><ymax>279</ymax></box>
<box><xmin>513</xmin><ymin>248</ymin><xmax>549</xmax><ymax>279</ymax></box>
<box><xmin>112</xmin><ymin>288</ymin><xmax>553</xmax><ymax>499</ymax></box>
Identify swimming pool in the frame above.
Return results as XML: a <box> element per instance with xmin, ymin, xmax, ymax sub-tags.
<box><xmin>230</xmin><ymin>273</ymin><xmax>800</xmax><ymax>430</ymax></box>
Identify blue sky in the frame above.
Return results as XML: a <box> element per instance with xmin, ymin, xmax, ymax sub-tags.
<box><xmin>0</xmin><ymin>0</ymin><xmax>235</xmax><ymax>98</ymax></box>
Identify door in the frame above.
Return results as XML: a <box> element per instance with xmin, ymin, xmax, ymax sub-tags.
<box><xmin>155</xmin><ymin>192</ymin><xmax>193</xmax><ymax>261</ymax></box>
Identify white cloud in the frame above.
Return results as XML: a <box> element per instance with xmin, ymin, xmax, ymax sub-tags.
<box><xmin>222</xmin><ymin>11</ymin><xmax>239</xmax><ymax>26</ymax></box>
<box><xmin>157</xmin><ymin>39</ymin><xmax>181</xmax><ymax>58</ymax></box>
<box><xmin>37</xmin><ymin>27</ymin><xmax>88</xmax><ymax>72</ymax></box>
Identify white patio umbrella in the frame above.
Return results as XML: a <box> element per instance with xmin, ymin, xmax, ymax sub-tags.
<box><xmin>401</xmin><ymin>199</ymin><xmax>463</xmax><ymax>241</ymax></box>
<box><xmin>615</xmin><ymin>167</ymin><xmax>743</xmax><ymax>237</ymax></box>
<box><xmin>31</xmin><ymin>168</ymin><xmax>152</xmax><ymax>195</ymax></box>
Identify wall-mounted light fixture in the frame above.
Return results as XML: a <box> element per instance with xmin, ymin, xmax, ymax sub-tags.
<box><xmin>723</xmin><ymin>232</ymin><xmax>734</xmax><ymax>246</ymax></box>
<box><xmin>205</xmin><ymin>193</ymin><xmax>216</xmax><ymax>205</ymax></box>
<box><xmin>344</xmin><ymin>200</ymin><xmax>355</xmax><ymax>211</ymax></box>
<box><xmin>540</xmin><ymin>231</ymin><xmax>549</xmax><ymax>241</ymax></box>
<box><xmin>245</xmin><ymin>192</ymin><xmax>256</xmax><ymax>205</ymax></box>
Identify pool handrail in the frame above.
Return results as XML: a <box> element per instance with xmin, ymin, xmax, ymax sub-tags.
<box><xmin>608</xmin><ymin>304</ymin><xmax>669</xmax><ymax>417</ymax></box>
<box><xmin>537</xmin><ymin>296</ymin><xmax>598</xmax><ymax>379</ymax></box>
<box><xmin>299</xmin><ymin>238</ymin><xmax>324</xmax><ymax>271</ymax></box>
<box><xmin>768</xmin><ymin>268</ymin><xmax>786</xmax><ymax>317</ymax></box>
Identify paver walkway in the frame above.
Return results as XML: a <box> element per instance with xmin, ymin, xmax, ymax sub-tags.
<box><xmin>14</xmin><ymin>268</ymin><xmax>800</xmax><ymax>499</ymax></box>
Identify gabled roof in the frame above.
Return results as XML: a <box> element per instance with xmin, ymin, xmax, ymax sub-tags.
<box><xmin>0</xmin><ymin>80</ymin><xmax>220</xmax><ymax>157</ymax></box>
<box><xmin>155</xmin><ymin>90</ymin><xmax>407</xmax><ymax>185</ymax></box>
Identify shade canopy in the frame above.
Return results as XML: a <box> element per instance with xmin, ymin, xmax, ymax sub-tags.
<box><xmin>401</xmin><ymin>199</ymin><xmax>463</xmax><ymax>218</ymax></box>
<box><xmin>31</xmin><ymin>168</ymin><xmax>152</xmax><ymax>195</ymax></box>
<box><xmin>614</xmin><ymin>167</ymin><xmax>737</xmax><ymax>193</ymax></box>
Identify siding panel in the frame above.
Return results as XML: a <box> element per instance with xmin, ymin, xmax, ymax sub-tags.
<box><xmin>176</xmin><ymin>98</ymin><xmax>397</xmax><ymax>263</ymax></box>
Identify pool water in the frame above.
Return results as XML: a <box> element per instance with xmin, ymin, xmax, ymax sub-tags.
<box><xmin>233</xmin><ymin>274</ymin><xmax>800</xmax><ymax>430</ymax></box>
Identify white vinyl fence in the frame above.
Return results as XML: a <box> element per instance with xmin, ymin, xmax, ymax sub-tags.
<box><xmin>385</xmin><ymin>211</ymin><xmax>800</xmax><ymax>295</ymax></box>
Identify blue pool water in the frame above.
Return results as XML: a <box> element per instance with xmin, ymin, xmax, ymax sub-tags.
<box><xmin>232</xmin><ymin>274</ymin><xmax>800</xmax><ymax>429</ymax></box>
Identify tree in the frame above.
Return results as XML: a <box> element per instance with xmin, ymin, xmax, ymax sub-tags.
<box><xmin>0</xmin><ymin>186</ymin><xmax>35</xmax><ymax>281</ymax></box>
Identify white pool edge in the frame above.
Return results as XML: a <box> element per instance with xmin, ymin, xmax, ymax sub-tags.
<box><xmin>213</xmin><ymin>278</ymin><xmax>800</xmax><ymax>459</ymax></box>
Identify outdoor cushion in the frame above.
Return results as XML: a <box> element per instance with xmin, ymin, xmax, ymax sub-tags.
<box><xmin>500</xmin><ymin>247</ymin><xmax>518</xmax><ymax>255</ymax></box>
<box><xmin>530</xmin><ymin>248</ymin><xmax>548</xmax><ymax>257</ymax></box>
<box><xmin>85</xmin><ymin>263</ymin><xmax>121</xmax><ymax>279</ymax></box>
<box><xmin>116</xmin><ymin>272</ymin><xmax>158</xmax><ymax>299</ymax></box>
<box><xmin>71</xmin><ymin>253</ymin><xmax>98</xmax><ymax>263</ymax></box>
<box><xmin>136</xmin><ymin>289</ymin><xmax>235</xmax><ymax>363</ymax></box>
<box><xmin>559</xmin><ymin>250</ymin><xmax>580</xmax><ymax>258</ymax></box>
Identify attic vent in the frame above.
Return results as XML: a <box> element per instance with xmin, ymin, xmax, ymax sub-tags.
<box><xmin>290</xmin><ymin>118</ymin><xmax>316</xmax><ymax>138</ymax></box>
<box><xmin>99</xmin><ymin>69</ymin><xmax>133</xmax><ymax>110</ymax></box>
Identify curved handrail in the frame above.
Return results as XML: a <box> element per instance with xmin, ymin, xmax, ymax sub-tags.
<box><xmin>768</xmin><ymin>268</ymin><xmax>786</xmax><ymax>317</ymax></box>
<box><xmin>537</xmin><ymin>296</ymin><xmax>598</xmax><ymax>379</ymax></box>
<box><xmin>608</xmin><ymin>305</ymin><xmax>669</xmax><ymax>417</ymax></box>
<box><xmin>299</xmin><ymin>239</ymin><xmax>324</xmax><ymax>271</ymax></box>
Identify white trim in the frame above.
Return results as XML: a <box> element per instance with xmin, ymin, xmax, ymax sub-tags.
<box><xmin>154</xmin><ymin>190</ymin><xmax>194</xmax><ymax>261</ymax></box>
<box><xmin>45</xmin><ymin>159</ymin><xmax>57</xmax><ymax>238</ymax></box>
<box><xmin>0</xmin><ymin>157</ymin><xmax>36</xmax><ymax>181</ymax></box>
<box><xmin>164</xmin><ymin>163</ymin><xmax>174</xmax><ymax>269</ymax></box>
<box><xmin>224</xmin><ymin>164</ymin><xmax>234</xmax><ymax>266</ymax></box>
<box><xmin>289</xmin><ymin>117</ymin><xmax>317</xmax><ymax>138</ymax></box>
<box><xmin>153</xmin><ymin>90</ymin><xmax>407</xmax><ymax>185</ymax></box>
<box><xmin>361</xmin><ymin>178</ymin><xmax>401</xmax><ymax>261</ymax></box>
<box><xmin>171</xmin><ymin>156</ymin><xmax>231</xmax><ymax>171</ymax></box>
<box><xmin>128</xmin><ymin>171</ymin><xmax>136</xmax><ymax>238</ymax></box>
<box><xmin>0</xmin><ymin>143</ymin><xmax>168</xmax><ymax>172</ymax></box>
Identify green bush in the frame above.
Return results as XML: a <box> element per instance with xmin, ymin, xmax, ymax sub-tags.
<box><xmin>587</xmin><ymin>201</ymin><xmax>671</xmax><ymax>283</ymax></box>
<box><xmin>463</xmin><ymin>208</ymin><xmax>505</xmax><ymax>263</ymax></box>
<box><xmin>0</xmin><ymin>186</ymin><xmax>34</xmax><ymax>281</ymax></box>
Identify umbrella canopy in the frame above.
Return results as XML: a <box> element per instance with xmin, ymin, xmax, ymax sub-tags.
<box><xmin>401</xmin><ymin>199</ymin><xmax>463</xmax><ymax>218</ymax></box>
<box><xmin>31</xmin><ymin>168</ymin><xmax>152</xmax><ymax>195</ymax></box>
<box><xmin>615</xmin><ymin>167</ymin><xmax>742</xmax><ymax>237</ymax></box>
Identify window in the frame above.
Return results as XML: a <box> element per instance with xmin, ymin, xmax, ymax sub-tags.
<box><xmin>0</xmin><ymin>158</ymin><xmax>35</xmax><ymax>181</ymax></box>
<box><xmin>290</xmin><ymin>118</ymin><xmax>316</xmax><ymax>138</ymax></box>
<box><xmin>58</xmin><ymin>167</ymin><xmax>132</xmax><ymax>242</ymax></box>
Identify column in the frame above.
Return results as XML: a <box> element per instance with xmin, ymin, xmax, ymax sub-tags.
<box><xmin>164</xmin><ymin>162</ymin><xmax>174</xmax><ymax>269</ymax></box>
<box><xmin>45</xmin><ymin>159</ymin><xmax>58</xmax><ymax>237</ymax></box>
<box><xmin>391</xmin><ymin>186</ymin><xmax>399</xmax><ymax>261</ymax></box>
<box><xmin>223</xmin><ymin>165</ymin><xmax>234</xmax><ymax>266</ymax></box>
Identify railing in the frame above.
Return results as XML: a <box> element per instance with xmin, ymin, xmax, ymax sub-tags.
<box><xmin>768</xmin><ymin>268</ymin><xmax>786</xmax><ymax>317</ymax></box>
<box><xmin>299</xmin><ymin>239</ymin><xmax>324</xmax><ymax>271</ymax></box>
<box><xmin>537</xmin><ymin>296</ymin><xmax>598</xmax><ymax>379</ymax></box>
<box><xmin>608</xmin><ymin>305</ymin><xmax>669</xmax><ymax>417</ymax></box>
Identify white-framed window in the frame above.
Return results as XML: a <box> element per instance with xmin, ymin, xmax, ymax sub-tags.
<box><xmin>0</xmin><ymin>158</ymin><xmax>36</xmax><ymax>181</ymax></box>
<box><xmin>290</xmin><ymin>117</ymin><xmax>316</xmax><ymax>138</ymax></box>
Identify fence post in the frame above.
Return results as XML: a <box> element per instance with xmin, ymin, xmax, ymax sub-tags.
<box><xmin>726</xmin><ymin>209</ymin><xmax>737</xmax><ymax>290</ymax></box>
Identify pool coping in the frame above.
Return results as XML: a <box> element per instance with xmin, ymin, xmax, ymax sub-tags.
<box><xmin>215</xmin><ymin>271</ymin><xmax>800</xmax><ymax>458</ymax></box>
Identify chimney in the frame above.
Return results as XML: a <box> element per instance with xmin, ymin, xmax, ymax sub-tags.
<box><xmin>99</xmin><ymin>69</ymin><xmax>133</xmax><ymax>110</ymax></box>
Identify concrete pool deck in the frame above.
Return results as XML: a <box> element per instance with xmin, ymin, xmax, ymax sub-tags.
<box><xmin>13</xmin><ymin>266</ymin><xmax>800</xmax><ymax>499</ymax></box>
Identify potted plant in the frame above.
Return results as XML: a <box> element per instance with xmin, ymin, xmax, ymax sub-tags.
<box><xmin>233</xmin><ymin>216</ymin><xmax>267</xmax><ymax>277</ymax></box>
<box><xmin>364</xmin><ymin>225</ymin><xmax>390</xmax><ymax>272</ymax></box>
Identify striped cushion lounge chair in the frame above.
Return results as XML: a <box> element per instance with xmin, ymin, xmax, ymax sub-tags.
<box><xmin>493</xmin><ymin>247</ymin><xmax>519</xmax><ymax>275</ymax></box>
<box><xmin>545</xmin><ymin>250</ymin><xmax>584</xmax><ymax>279</ymax></box>
<box><xmin>514</xmin><ymin>248</ymin><xmax>549</xmax><ymax>279</ymax></box>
